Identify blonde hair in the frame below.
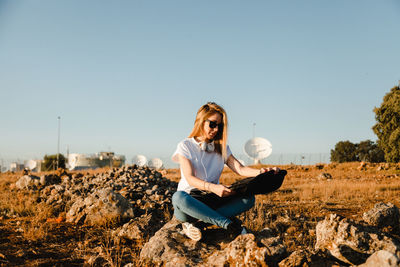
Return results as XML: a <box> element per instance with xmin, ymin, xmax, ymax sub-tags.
<box><xmin>188</xmin><ymin>102</ymin><xmax>229</xmax><ymax>160</ymax></box>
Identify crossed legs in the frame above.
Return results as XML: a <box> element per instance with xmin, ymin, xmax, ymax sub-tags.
<box><xmin>172</xmin><ymin>191</ymin><xmax>255</xmax><ymax>229</ymax></box>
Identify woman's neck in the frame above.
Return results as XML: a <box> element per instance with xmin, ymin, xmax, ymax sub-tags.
<box><xmin>195</xmin><ymin>136</ymin><xmax>212</xmax><ymax>143</ymax></box>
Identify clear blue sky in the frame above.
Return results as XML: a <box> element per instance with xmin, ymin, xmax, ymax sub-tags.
<box><xmin>1</xmin><ymin>0</ymin><xmax>399</xmax><ymax>167</ymax></box>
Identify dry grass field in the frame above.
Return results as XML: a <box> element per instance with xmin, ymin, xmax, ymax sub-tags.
<box><xmin>0</xmin><ymin>162</ymin><xmax>399</xmax><ymax>266</ymax></box>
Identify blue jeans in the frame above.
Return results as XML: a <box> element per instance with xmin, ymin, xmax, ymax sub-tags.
<box><xmin>172</xmin><ymin>190</ymin><xmax>255</xmax><ymax>229</ymax></box>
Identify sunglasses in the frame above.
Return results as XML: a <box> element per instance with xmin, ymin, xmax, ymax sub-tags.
<box><xmin>206</xmin><ymin>120</ymin><xmax>223</xmax><ymax>129</ymax></box>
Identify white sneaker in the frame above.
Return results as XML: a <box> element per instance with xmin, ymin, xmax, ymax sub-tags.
<box><xmin>182</xmin><ymin>222</ymin><xmax>202</xmax><ymax>241</ymax></box>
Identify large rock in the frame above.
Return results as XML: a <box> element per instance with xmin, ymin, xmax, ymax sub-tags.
<box><xmin>66</xmin><ymin>188</ymin><xmax>134</xmax><ymax>225</ymax></box>
<box><xmin>15</xmin><ymin>175</ymin><xmax>40</xmax><ymax>189</ymax></box>
<box><xmin>140</xmin><ymin>218</ymin><xmax>288</xmax><ymax>267</ymax></box>
<box><xmin>140</xmin><ymin>218</ymin><xmax>212</xmax><ymax>266</ymax></box>
<box><xmin>112</xmin><ymin>212</ymin><xmax>165</xmax><ymax>241</ymax></box>
<box><xmin>363</xmin><ymin>202</ymin><xmax>400</xmax><ymax>228</ymax></box>
<box><xmin>315</xmin><ymin>214</ymin><xmax>400</xmax><ymax>265</ymax></box>
<box><xmin>257</xmin><ymin>231</ymin><xmax>286</xmax><ymax>263</ymax></box>
<box><xmin>206</xmin><ymin>234</ymin><xmax>270</xmax><ymax>266</ymax></box>
<box><xmin>358</xmin><ymin>250</ymin><xmax>400</xmax><ymax>267</ymax></box>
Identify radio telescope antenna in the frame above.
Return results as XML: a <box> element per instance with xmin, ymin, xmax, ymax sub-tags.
<box><xmin>133</xmin><ymin>155</ymin><xmax>147</xmax><ymax>167</ymax></box>
<box><xmin>68</xmin><ymin>154</ymin><xmax>78</xmax><ymax>170</ymax></box>
<box><xmin>26</xmin><ymin>160</ymin><xmax>37</xmax><ymax>170</ymax></box>
<box><xmin>244</xmin><ymin>137</ymin><xmax>272</xmax><ymax>165</ymax></box>
<box><xmin>148</xmin><ymin>158</ymin><xmax>163</xmax><ymax>170</ymax></box>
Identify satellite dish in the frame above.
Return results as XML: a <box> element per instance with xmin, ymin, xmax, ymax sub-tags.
<box><xmin>133</xmin><ymin>155</ymin><xmax>147</xmax><ymax>167</ymax></box>
<box><xmin>244</xmin><ymin>137</ymin><xmax>272</xmax><ymax>164</ymax></box>
<box><xmin>25</xmin><ymin>160</ymin><xmax>37</xmax><ymax>170</ymax></box>
<box><xmin>68</xmin><ymin>154</ymin><xmax>79</xmax><ymax>170</ymax></box>
<box><xmin>148</xmin><ymin>158</ymin><xmax>163</xmax><ymax>169</ymax></box>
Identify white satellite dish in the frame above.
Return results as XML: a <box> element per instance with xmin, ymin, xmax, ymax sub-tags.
<box><xmin>25</xmin><ymin>160</ymin><xmax>37</xmax><ymax>170</ymax></box>
<box><xmin>244</xmin><ymin>137</ymin><xmax>272</xmax><ymax>164</ymax></box>
<box><xmin>68</xmin><ymin>154</ymin><xmax>79</xmax><ymax>170</ymax></box>
<box><xmin>133</xmin><ymin>155</ymin><xmax>147</xmax><ymax>167</ymax></box>
<box><xmin>148</xmin><ymin>158</ymin><xmax>163</xmax><ymax>169</ymax></box>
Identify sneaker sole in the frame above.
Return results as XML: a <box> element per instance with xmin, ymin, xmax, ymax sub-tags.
<box><xmin>182</xmin><ymin>223</ymin><xmax>202</xmax><ymax>241</ymax></box>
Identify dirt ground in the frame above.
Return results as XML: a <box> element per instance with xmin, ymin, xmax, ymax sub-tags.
<box><xmin>0</xmin><ymin>162</ymin><xmax>399</xmax><ymax>266</ymax></box>
<box><xmin>0</xmin><ymin>220</ymin><xmax>84</xmax><ymax>266</ymax></box>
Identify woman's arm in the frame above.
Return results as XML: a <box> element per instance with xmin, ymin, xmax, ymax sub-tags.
<box><xmin>226</xmin><ymin>154</ymin><xmax>279</xmax><ymax>177</ymax></box>
<box><xmin>178</xmin><ymin>154</ymin><xmax>233</xmax><ymax>197</ymax></box>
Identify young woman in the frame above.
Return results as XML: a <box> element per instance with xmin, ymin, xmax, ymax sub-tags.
<box><xmin>172</xmin><ymin>102</ymin><xmax>280</xmax><ymax>241</ymax></box>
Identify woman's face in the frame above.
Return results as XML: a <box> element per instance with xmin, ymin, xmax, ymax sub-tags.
<box><xmin>202</xmin><ymin>112</ymin><xmax>222</xmax><ymax>141</ymax></box>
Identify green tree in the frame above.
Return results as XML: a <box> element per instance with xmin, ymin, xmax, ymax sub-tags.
<box><xmin>42</xmin><ymin>154</ymin><xmax>66</xmax><ymax>171</ymax></box>
<box><xmin>330</xmin><ymin>141</ymin><xmax>357</xmax><ymax>163</ymax></box>
<box><xmin>356</xmin><ymin>140</ymin><xmax>385</xmax><ymax>163</ymax></box>
<box><xmin>373</xmin><ymin>85</ymin><xmax>400</xmax><ymax>162</ymax></box>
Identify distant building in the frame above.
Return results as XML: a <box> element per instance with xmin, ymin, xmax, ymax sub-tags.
<box><xmin>10</xmin><ymin>162</ymin><xmax>24</xmax><ymax>172</ymax></box>
<box><xmin>68</xmin><ymin>152</ymin><xmax>125</xmax><ymax>170</ymax></box>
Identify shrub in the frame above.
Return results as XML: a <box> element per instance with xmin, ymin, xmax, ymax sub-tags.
<box><xmin>42</xmin><ymin>154</ymin><xmax>66</xmax><ymax>171</ymax></box>
<box><xmin>330</xmin><ymin>140</ymin><xmax>384</xmax><ymax>163</ymax></box>
<box><xmin>330</xmin><ymin>141</ymin><xmax>357</xmax><ymax>163</ymax></box>
<box><xmin>373</xmin><ymin>85</ymin><xmax>400</xmax><ymax>162</ymax></box>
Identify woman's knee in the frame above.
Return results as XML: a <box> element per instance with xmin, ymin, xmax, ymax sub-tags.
<box><xmin>172</xmin><ymin>190</ymin><xmax>196</xmax><ymax>210</ymax></box>
<box><xmin>172</xmin><ymin>190</ymin><xmax>187</xmax><ymax>206</ymax></box>
<box><xmin>172</xmin><ymin>191</ymin><xmax>193</xmax><ymax>222</ymax></box>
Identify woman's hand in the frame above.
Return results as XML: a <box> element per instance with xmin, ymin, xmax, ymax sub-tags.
<box><xmin>260</xmin><ymin>167</ymin><xmax>280</xmax><ymax>174</ymax></box>
<box><xmin>210</xmin><ymin>183</ymin><xmax>234</xmax><ymax>197</ymax></box>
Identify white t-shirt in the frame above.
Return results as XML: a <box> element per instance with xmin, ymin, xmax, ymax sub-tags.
<box><xmin>172</xmin><ymin>137</ymin><xmax>232</xmax><ymax>193</ymax></box>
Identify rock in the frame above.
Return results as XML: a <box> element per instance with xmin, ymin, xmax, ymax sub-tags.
<box><xmin>17</xmin><ymin>165</ymin><xmax>177</xmax><ymax>230</ymax></box>
<box><xmin>66</xmin><ymin>188</ymin><xmax>134</xmax><ymax>225</ymax></box>
<box><xmin>377</xmin><ymin>165</ymin><xmax>385</xmax><ymax>171</ymax></box>
<box><xmin>66</xmin><ymin>197</ymin><xmax>84</xmax><ymax>223</ymax></box>
<box><xmin>140</xmin><ymin>217</ymin><xmax>280</xmax><ymax>266</ymax></box>
<box><xmin>206</xmin><ymin>234</ymin><xmax>269</xmax><ymax>267</ymax></box>
<box><xmin>358</xmin><ymin>161</ymin><xmax>367</xmax><ymax>170</ymax></box>
<box><xmin>278</xmin><ymin>250</ymin><xmax>341</xmax><ymax>267</ymax></box>
<box><xmin>315</xmin><ymin>214</ymin><xmax>400</xmax><ymax>265</ymax></box>
<box><xmin>278</xmin><ymin>250</ymin><xmax>309</xmax><ymax>267</ymax></box>
<box><xmin>113</xmin><ymin>213</ymin><xmax>160</xmax><ymax>241</ymax></box>
<box><xmin>315</xmin><ymin>164</ymin><xmax>325</xmax><ymax>170</ymax></box>
<box><xmin>308</xmin><ymin>229</ymin><xmax>316</xmax><ymax>237</ymax></box>
<box><xmin>317</xmin><ymin>173</ymin><xmax>332</xmax><ymax>180</ymax></box>
<box><xmin>15</xmin><ymin>175</ymin><xmax>40</xmax><ymax>189</ymax></box>
<box><xmin>358</xmin><ymin>250</ymin><xmax>400</xmax><ymax>267</ymax></box>
<box><xmin>363</xmin><ymin>202</ymin><xmax>400</xmax><ymax>228</ymax></box>
<box><xmin>258</xmin><ymin>235</ymin><xmax>286</xmax><ymax>263</ymax></box>
<box><xmin>258</xmin><ymin>227</ymin><xmax>274</xmax><ymax>238</ymax></box>
<box><xmin>40</xmin><ymin>174</ymin><xmax>61</xmax><ymax>186</ymax></box>
<box><xmin>140</xmin><ymin>218</ymin><xmax>210</xmax><ymax>266</ymax></box>
<box><xmin>72</xmin><ymin>173</ymin><xmax>84</xmax><ymax>179</ymax></box>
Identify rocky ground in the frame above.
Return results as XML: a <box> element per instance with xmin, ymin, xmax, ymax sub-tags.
<box><xmin>0</xmin><ymin>162</ymin><xmax>400</xmax><ymax>266</ymax></box>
